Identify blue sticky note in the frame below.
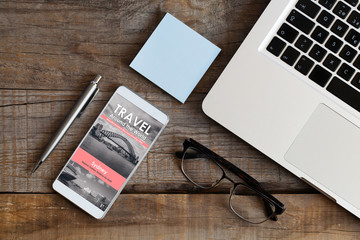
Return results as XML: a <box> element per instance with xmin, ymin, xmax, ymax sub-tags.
<box><xmin>130</xmin><ymin>13</ymin><xmax>221</xmax><ymax>103</ymax></box>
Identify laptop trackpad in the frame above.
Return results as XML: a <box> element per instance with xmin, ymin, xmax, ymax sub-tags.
<box><xmin>285</xmin><ymin>104</ymin><xmax>360</xmax><ymax>209</ymax></box>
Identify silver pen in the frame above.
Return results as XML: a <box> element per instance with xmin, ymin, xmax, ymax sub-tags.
<box><xmin>31</xmin><ymin>75</ymin><xmax>102</xmax><ymax>174</ymax></box>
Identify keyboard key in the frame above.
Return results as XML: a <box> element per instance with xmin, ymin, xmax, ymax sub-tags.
<box><xmin>331</xmin><ymin>19</ymin><xmax>349</xmax><ymax>37</ymax></box>
<box><xmin>277</xmin><ymin>23</ymin><xmax>299</xmax><ymax>43</ymax></box>
<box><xmin>309</xmin><ymin>44</ymin><xmax>327</xmax><ymax>62</ymax></box>
<box><xmin>354</xmin><ymin>55</ymin><xmax>360</xmax><ymax>70</ymax></box>
<box><xmin>267</xmin><ymin>37</ymin><xmax>286</xmax><ymax>56</ymax></box>
<box><xmin>311</xmin><ymin>26</ymin><xmax>330</xmax><ymax>44</ymax></box>
<box><xmin>317</xmin><ymin>10</ymin><xmax>335</xmax><ymax>28</ymax></box>
<box><xmin>295</xmin><ymin>35</ymin><xmax>313</xmax><ymax>53</ymax></box>
<box><xmin>286</xmin><ymin>10</ymin><xmax>315</xmax><ymax>34</ymax></box>
<box><xmin>351</xmin><ymin>73</ymin><xmax>360</xmax><ymax>90</ymax></box>
<box><xmin>333</xmin><ymin>1</ymin><xmax>351</xmax><ymax>19</ymax></box>
<box><xmin>325</xmin><ymin>35</ymin><xmax>343</xmax><ymax>53</ymax></box>
<box><xmin>295</xmin><ymin>55</ymin><xmax>315</xmax><ymax>75</ymax></box>
<box><xmin>323</xmin><ymin>53</ymin><xmax>341</xmax><ymax>71</ymax></box>
<box><xmin>347</xmin><ymin>11</ymin><xmax>360</xmax><ymax>29</ymax></box>
<box><xmin>345</xmin><ymin>29</ymin><xmax>360</xmax><ymax>47</ymax></box>
<box><xmin>296</xmin><ymin>0</ymin><xmax>321</xmax><ymax>18</ymax></box>
<box><xmin>339</xmin><ymin>45</ymin><xmax>357</xmax><ymax>63</ymax></box>
<box><xmin>281</xmin><ymin>46</ymin><xmax>300</xmax><ymax>66</ymax></box>
<box><xmin>309</xmin><ymin>65</ymin><xmax>332</xmax><ymax>86</ymax></box>
<box><xmin>319</xmin><ymin>0</ymin><xmax>337</xmax><ymax>10</ymax></box>
<box><xmin>345</xmin><ymin>0</ymin><xmax>359</xmax><ymax>7</ymax></box>
<box><xmin>327</xmin><ymin>77</ymin><xmax>360</xmax><ymax>112</ymax></box>
<box><xmin>337</xmin><ymin>63</ymin><xmax>355</xmax><ymax>80</ymax></box>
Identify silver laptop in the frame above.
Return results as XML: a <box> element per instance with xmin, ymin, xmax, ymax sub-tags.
<box><xmin>203</xmin><ymin>0</ymin><xmax>360</xmax><ymax>217</ymax></box>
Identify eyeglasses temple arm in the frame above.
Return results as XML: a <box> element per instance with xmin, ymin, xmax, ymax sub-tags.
<box><xmin>175</xmin><ymin>151</ymin><xmax>183</xmax><ymax>159</ymax></box>
<box><xmin>176</xmin><ymin>150</ymin><xmax>262</xmax><ymax>188</ymax></box>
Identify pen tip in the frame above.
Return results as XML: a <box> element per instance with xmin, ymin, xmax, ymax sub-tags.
<box><xmin>31</xmin><ymin>161</ymin><xmax>42</xmax><ymax>174</ymax></box>
<box><xmin>30</xmin><ymin>167</ymin><xmax>37</xmax><ymax>174</ymax></box>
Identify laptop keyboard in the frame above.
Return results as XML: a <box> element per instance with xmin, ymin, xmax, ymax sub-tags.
<box><xmin>266</xmin><ymin>0</ymin><xmax>360</xmax><ymax>112</ymax></box>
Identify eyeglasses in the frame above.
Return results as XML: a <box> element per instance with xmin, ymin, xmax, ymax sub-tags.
<box><xmin>175</xmin><ymin>138</ymin><xmax>285</xmax><ymax>224</ymax></box>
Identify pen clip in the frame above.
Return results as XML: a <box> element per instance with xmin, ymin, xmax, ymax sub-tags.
<box><xmin>77</xmin><ymin>88</ymin><xmax>99</xmax><ymax>118</ymax></box>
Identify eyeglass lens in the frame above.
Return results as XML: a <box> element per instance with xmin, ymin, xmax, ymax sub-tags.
<box><xmin>230</xmin><ymin>184</ymin><xmax>275</xmax><ymax>224</ymax></box>
<box><xmin>181</xmin><ymin>146</ymin><xmax>223</xmax><ymax>188</ymax></box>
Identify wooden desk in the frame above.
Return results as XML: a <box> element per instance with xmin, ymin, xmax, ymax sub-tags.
<box><xmin>1</xmin><ymin>0</ymin><xmax>359</xmax><ymax>239</ymax></box>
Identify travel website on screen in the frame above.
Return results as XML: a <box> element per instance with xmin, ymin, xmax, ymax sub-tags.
<box><xmin>57</xmin><ymin>93</ymin><xmax>164</xmax><ymax>211</ymax></box>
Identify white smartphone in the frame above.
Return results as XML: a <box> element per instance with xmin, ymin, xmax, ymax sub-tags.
<box><xmin>53</xmin><ymin>86</ymin><xmax>169</xmax><ymax>219</ymax></box>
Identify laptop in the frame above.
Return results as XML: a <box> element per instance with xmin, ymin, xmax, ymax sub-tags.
<box><xmin>203</xmin><ymin>0</ymin><xmax>360</xmax><ymax>218</ymax></box>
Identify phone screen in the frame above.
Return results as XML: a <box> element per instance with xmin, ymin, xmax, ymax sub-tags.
<box><xmin>56</xmin><ymin>92</ymin><xmax>165</xmax><ymax>211</ymax></box>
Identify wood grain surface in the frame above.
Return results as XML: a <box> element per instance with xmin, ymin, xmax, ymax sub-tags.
<box><xmin>1</xmin><ymin>0</ymin><xmax>359</xmax><ymax>239</ymax></box>
<box><xmin>2</xmin><ymin>194</ymin><xmax>360</xmax><ymax>240</ymax></box>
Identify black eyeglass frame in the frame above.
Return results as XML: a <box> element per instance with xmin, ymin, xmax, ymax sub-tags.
<box><xmin>176</xmin><ymin>138</ymin><xmax>285</xmax><ymax>223</ymax></box>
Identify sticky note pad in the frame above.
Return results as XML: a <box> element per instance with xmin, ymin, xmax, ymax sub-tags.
<box><xmin>130</xmin><ymin>13</ymin><xmax>221</xmax><ymax>103</ymax></box>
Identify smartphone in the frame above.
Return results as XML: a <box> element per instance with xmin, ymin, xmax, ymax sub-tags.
<box><xmin>53</xmin><ymin>86</ymin><xmax>169</xmax><ymax>219</ymax></box>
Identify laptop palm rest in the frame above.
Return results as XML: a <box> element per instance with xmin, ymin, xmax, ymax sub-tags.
<box><xmin>285</xmin><ymin>104</ymin><xmax>360</xmax><ymax>209</ymax></box>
